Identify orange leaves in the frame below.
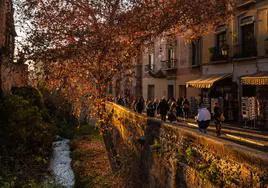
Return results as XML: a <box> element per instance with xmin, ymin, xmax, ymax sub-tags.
<box><xmin>18</xmin><ymin>0</ymin><xmax>234</xmax><ymax>126</ymax></box>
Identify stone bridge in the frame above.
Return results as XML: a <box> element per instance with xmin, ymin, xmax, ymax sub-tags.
<box><xmin>104</xmin><ymin>103</ymin><xmax>268</xmax><ymax>188</ymax></box>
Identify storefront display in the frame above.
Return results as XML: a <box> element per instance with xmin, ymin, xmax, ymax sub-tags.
<box><xmin>240</xmin><ymin>72</ymin><xmax>268</xmax><ymax>130</ymax></box>
<box><xmin>241</xmin><ymin>97</ymin><xmax>257</xmax><ymax>120</ymax></box>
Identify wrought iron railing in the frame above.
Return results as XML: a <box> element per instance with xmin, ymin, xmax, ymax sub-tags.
<box><xmin>233</xmin><ymin>42</ymin><xmax>257</xmax><ymax>59</ymax></box>
<box><xmin>161</xmin><ymin>59</ymin><xmax>177</xmax><ymax>70</ymax></box>
<box><xmin>144</xmin><ymin>64</ymin><xmax>155</xmax><ymax>72</ymax></box>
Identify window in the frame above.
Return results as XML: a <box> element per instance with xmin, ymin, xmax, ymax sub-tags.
<box><xmin>191</xmin><ymin>39</ymin><xmax>201</xmax><ymax>66</ymax></box>
<box><xmin>179</xmin><ymin>85</ymin><xmax>186</xmax><ymax>98</ymax></box>
<box><xmin>167</xmin><ymin>47</ymin><xmax>175</xmax><ymax>68</ymax></box>
<box><xmin>239</xmin><ymin>16</ymin><xmax>256</xmax><ymax>57</ymax></box>
<box><xmin>148</xmin><ymin>53</ymin><xmax>154</xmax><ymax>70</ymax></box>
<box><xmin>168</xmin><ymin>48</ymin><xmax>174</xmax><ymax>61</ymax></box>
<box><xmin>148</xmin><ymin>85</ymin><xmax>155</xmax><ymax>100</ymax></box>
<box><xmin>216</xmin><ymin>31</ymin><xmax>227</xmax><ymax>56</ymax></box>
<box><xmin>168</xmin><ymin>85</ymin><xmax>174</xmax><ymax>99</ymax></box>
<box><xmin>241</xmin><ymin>23</ymin><xmax>256</xmax><ymax>56</ymax></box>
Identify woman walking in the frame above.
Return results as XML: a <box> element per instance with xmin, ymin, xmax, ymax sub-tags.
<box><xmin>214</xmin><ymin>102</ymin><xmax>223</xmax><ymax>136</ymax></box>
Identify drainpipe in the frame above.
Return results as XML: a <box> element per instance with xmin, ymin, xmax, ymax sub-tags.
<box><xmin>231</xmin><ymin>15</ymin><xmax>242</xmax><ymax>122</ymax></box>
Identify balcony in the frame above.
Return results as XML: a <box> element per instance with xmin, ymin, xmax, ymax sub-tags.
<box><xmin>161</xmin><ymin>59</ymin><xmax>177</xmax><ymax>70</ymax></box>
<box><xmin>161</xmin><ymin>59</ymin><xmax>177</xmax><ymax>77</ymax></box>
<box><xmin>233</xmin><ymin>43</ymin><xmax>257</xmax><ymax>59</ymax></box>
<box><xmin>144</xmin><ymin>64</ymin><xmax>155</xmax><ymax>72</ymax></box>
<box><xmin>236</xmin><ymin>0</ymin><xmax>256</xmax><ymax>8</ymax></box>
<box><xmin>209</xmin><ymin>46</ymin><xmax>229</xmax><ymax>62</ymax></box>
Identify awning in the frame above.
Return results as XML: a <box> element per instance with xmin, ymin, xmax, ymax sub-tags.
<box><xmin>241</xmin><ymin>72</ymin><xmax>268</xmax><ymax>85</ymax></box>
<box><xmin>186</xmin><ymin>74</ymin><xmax>232</xmax><ymax>88</ymax></box>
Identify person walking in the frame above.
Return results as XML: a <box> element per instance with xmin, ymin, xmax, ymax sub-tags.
<box><xmin>152</xmin><ymin>98</ymin><xmax>159</xmax><ymax>117</ymax></box>
<box><xmin>214</xmin><ymin>102</ymin><xmax>223</xmax><ymax>136</ymax></box>
<box><xmin>176</xmin><ymin>97</ymin><xmax>183</xmax><ymax>117</ymax></box>
<box><xmin>136</xmin><ymin>97</ymin><xmax>145</xmax><ymax>114</ymax></box>
<box><xmin>196</xmin><ymin>103</ymin><xmax>211</xmax><ymax>133</ymax></box>
<box><xmin>157</xmin><ymin>97</ymin><xmax>169</xmax><ymax>121</ymax></box>
<box><xmin>168</xmin><ymin>102</ymin><xmax>177</xmax><ymax>123</ymax></box>
<box><xmin>131</xmin><ymin>97</ymin><xmax>137</xmax><ymax>111</ymax></box>
<box><xmin>146</xmin><ymin>100</ymin><xmax>155</xmax><ymax>117</ymax></box>
<box><xmin>182</xmin><ymin>97</ymin><xmax>190</xmax><ymax>119</ymax></box>
<box><xmin>117</xmin><ymin>95</ymin><xmax>125</xmax><ymax>106</ymax></box>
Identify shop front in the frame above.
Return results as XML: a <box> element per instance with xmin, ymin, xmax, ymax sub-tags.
<box><xmin>240</xmin><ymin>72</ymin><xmax>268</xmax><ymax>130</ymax></box>
<box><xmin>186</xmin><ymin>73</ymin><xmax>238</xmax><ymax>121</ymax></box>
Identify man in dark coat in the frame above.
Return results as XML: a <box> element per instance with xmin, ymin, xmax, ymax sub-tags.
<box><xmin>182</xmin><ymin>98</ymin><xmax>190</xmax><ymax>119</ymax></box>
<box><xmin>157</xmin><ymin>97</ymin><xmax>169</xmax><ymax>121</ymax></box>
<box><xmin>136</xmin><ymin>97</ymin><xmax>145</xmax><ymax>114</ymax></box>
<box><xmin>214</xmin><ymin>102</ymin><xmax>222</xmax><ymax>136</ymax></box>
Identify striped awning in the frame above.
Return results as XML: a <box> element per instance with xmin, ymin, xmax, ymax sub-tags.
<box><xmin>241</xmin><ymin>72</ymin><xmax>268</xmax><ymax>85</ymax></box>
<box><xmin>186</xmin><ymin>74</ymin><xmax>232</xmax><ymax>88</ymax></box>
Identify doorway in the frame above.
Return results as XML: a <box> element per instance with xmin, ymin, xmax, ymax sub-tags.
<box><xmin>168</xmin><ymin>85</ymin><xmax>174</xmax><ymax>99</ymax></box>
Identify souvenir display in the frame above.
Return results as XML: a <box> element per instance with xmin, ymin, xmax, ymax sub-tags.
<box><xmin>241</xmin><ymin>97</ymin><xmax>257</xmax><ymax>120</ymax></box>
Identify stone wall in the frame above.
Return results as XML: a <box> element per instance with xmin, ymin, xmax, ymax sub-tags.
<box><xmin>1</xmin><ymin>63</ymin><xmax>28</xmax><ymax>94</ymax></box>
<box><xmin>105</xmin><ymin>103</ymin><xmax>268</xmax><ymax>188</ymax></box>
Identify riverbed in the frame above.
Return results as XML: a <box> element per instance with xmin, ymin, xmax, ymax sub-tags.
<box><xmin>50</xmin><ymin>137</ymin><xmax>75</xmax><ymax>187</ymax></box>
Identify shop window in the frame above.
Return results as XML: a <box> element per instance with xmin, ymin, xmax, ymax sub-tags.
<box><xmin>243</xmin><ymin>85</ymin><xmax>256</xmax><ymax>97</ymax></box>
<box><xmin>148</xmin><ymin>84</ymin><xmax>155</xmax><ymax>100</ymax></box>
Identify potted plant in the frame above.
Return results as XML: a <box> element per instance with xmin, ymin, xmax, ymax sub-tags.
<box><xmin>209</xmin><ymin>47</ymin><xmax>217</xmax><ymax>61</ymax></box>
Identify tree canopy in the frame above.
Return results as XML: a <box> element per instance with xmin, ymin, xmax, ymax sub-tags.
<box><xmin>15</xmin><ymin>0</ymin><xmax>234</xmax><ymax>119</ymax></box>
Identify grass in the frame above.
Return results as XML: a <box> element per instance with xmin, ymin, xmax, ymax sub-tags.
<box><xmin>71</xmin><ymin>123</ymin><xmax>122</xmax><ymax>188</ymax></box>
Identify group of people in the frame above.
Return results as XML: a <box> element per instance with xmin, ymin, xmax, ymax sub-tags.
<box><xmin>115</xmin><ymin>95</ymin><xmax>224</xmax><ymax>137</ymax></box>
<box><xmin>130</xmin><ymin>96</ymin><xmax>191</xmax><ymax>122</ymax></box>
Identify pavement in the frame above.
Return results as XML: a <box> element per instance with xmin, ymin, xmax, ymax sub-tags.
<box><xmin>156</xmin><ymin>115</ymin><xmax>268</xmax><ymax>152</ymax></box>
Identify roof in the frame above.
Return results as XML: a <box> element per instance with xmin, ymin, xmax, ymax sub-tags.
<box><xmin>186</xmin><ymin>73</ymin><xmax>232</xmax><ymax>88</ymax></box>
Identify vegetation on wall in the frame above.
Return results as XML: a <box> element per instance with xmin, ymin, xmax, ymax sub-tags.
<box><xmin>0</xmin><ymin>91</ymin><xmax>55</xmax><ymax>186</ymax></box>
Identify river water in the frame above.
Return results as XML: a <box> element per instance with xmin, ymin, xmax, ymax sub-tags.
<box><xmin>50</xmin><ymin>137</ymin><xmax>75</xmax><ymax>187</ymax></box>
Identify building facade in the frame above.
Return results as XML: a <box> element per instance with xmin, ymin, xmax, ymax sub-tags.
<box><xmin>112</xmin><ymin>0</ymin><xmax>268</xmax><ymax>128</ymax></box>
<box><xmin>187</xmin><ymin>0</ymin><xmax>268</xmax><ymax>128</ymax></box>
<box><xmin>141</xmin><ymin>35</ymin><xmax>201</xmax><ymax>101</ymax></box>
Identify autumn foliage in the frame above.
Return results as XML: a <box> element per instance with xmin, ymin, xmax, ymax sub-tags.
<box><xmin>15</xmin><ymin>0</ymin><xmax>234</xmax><ymax>125</ymax></box>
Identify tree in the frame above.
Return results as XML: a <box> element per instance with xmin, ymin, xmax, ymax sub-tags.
<box><xmin>14</xmin><ymin>0</ymin><xmax>234</xmax><ymax>126</ymax></box>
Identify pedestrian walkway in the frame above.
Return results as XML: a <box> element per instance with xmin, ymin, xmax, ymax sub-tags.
<box><xmin>146</xmin><ymin>112</ymin><xmax>268</xmax><ymax>152</ymax></box>
<box><xmin>129</xmin><ymin>108</ymin><xmax>268</xmax><ymax>152</ymax></box>
<box><xmin>173</xmin><ymin>116</ymin><xmax>268</xmax><ymax>152</ymax></box>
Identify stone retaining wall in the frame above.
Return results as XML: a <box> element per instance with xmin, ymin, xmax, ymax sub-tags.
<box><xmin>105</xmin><ymin>102</ymin><xmax>268</xmax><ymax>188</ymax></box>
